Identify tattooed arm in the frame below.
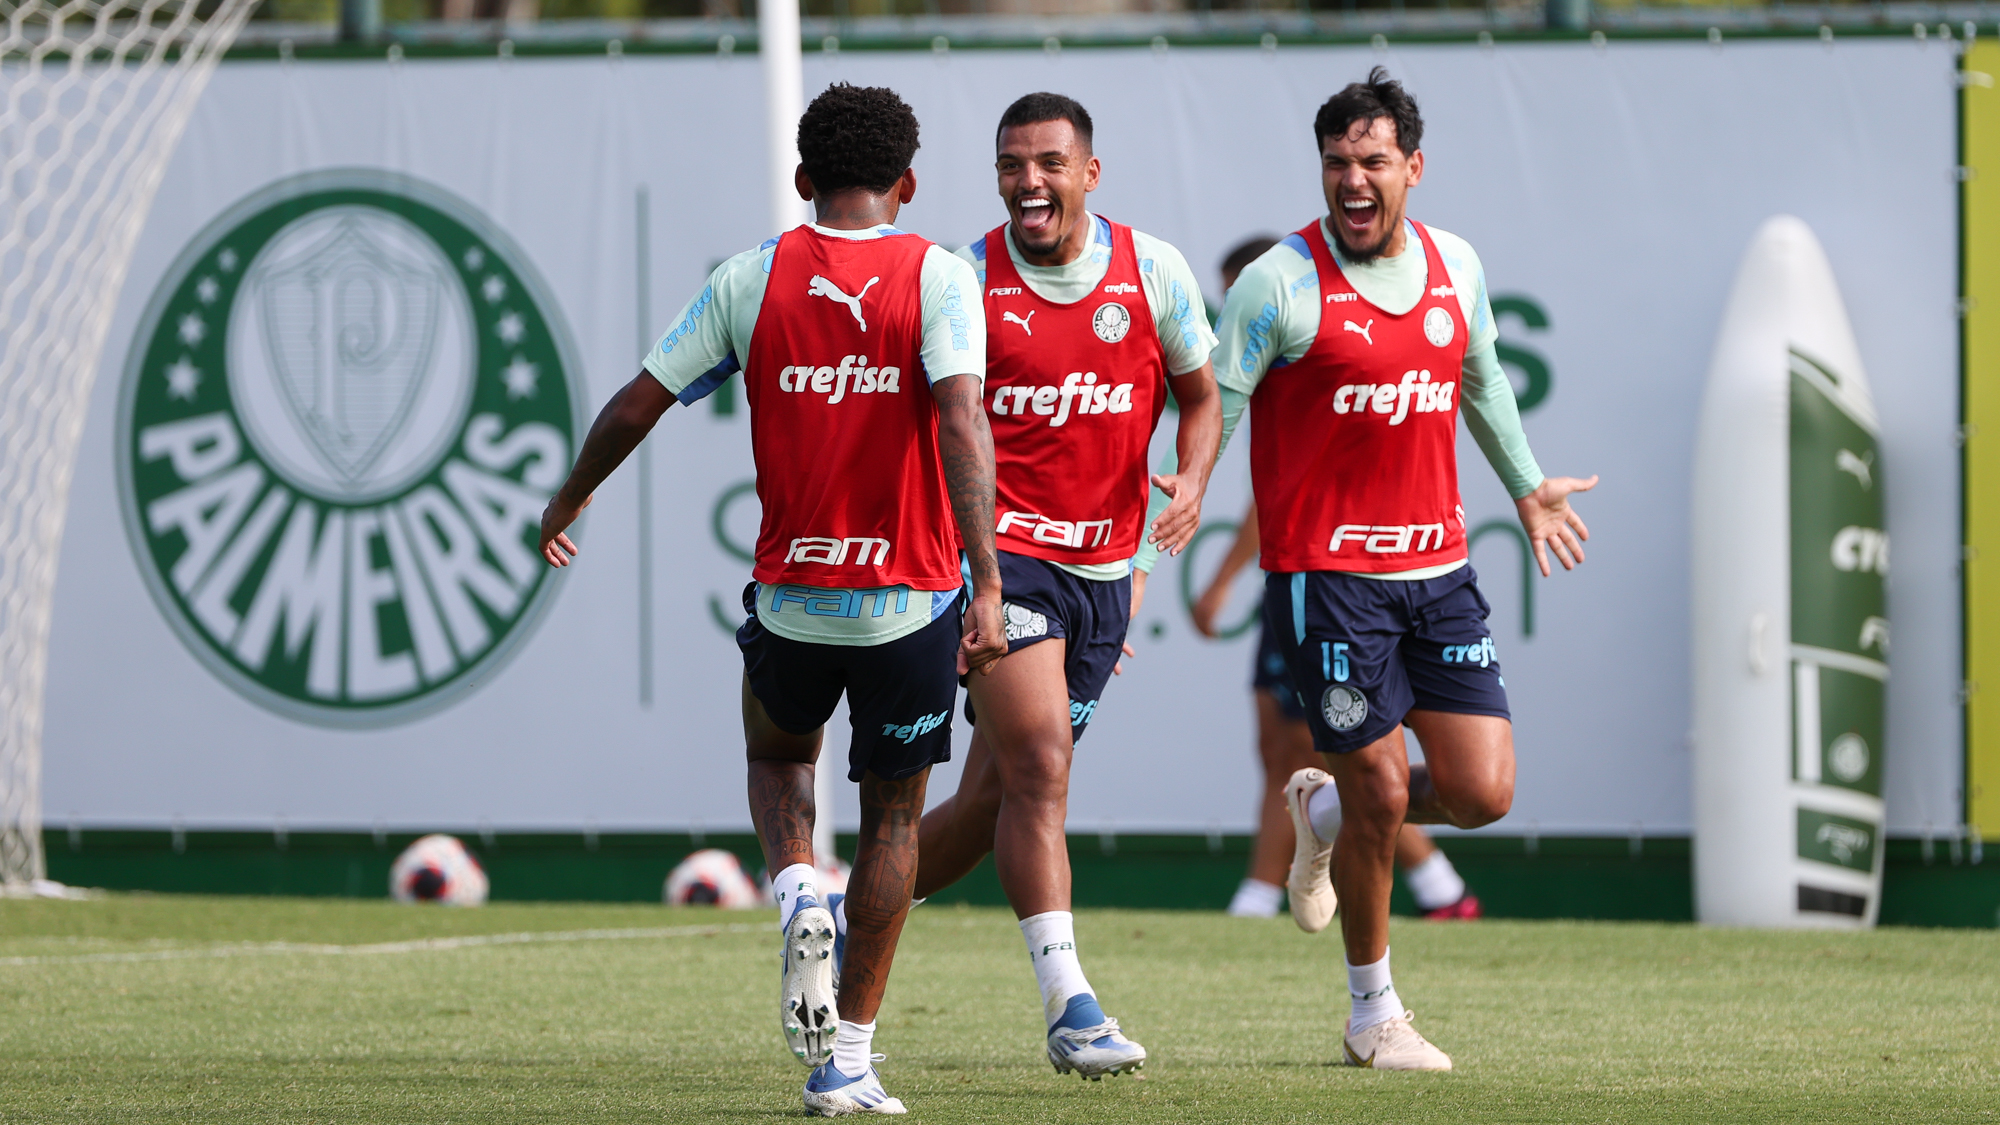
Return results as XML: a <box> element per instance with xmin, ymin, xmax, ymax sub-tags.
<box><xmin>539</xmin><ymin>371</ymin><xmax>677</xmax><ymax>567</ymax></box>
<box><xmin>931</xmin><ymin>372</ymin><xmax>1007</xmax><ymax>676</ymax></box>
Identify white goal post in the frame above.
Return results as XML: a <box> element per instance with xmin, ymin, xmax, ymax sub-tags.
<box><xmin>1</xmin><ymin>0</ymin><xmax>257</xmax><ymax>890</ymax></box>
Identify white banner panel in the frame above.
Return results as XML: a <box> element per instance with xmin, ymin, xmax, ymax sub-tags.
<box><xmin>44</xmin><ymin>38</ymin><xmax>1960</xmax><ymax>836</ymax></box>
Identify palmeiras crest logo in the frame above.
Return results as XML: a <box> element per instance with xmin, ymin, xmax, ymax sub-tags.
<box><xmin>117</xmin><ymin>170</ymin><xmax>582</xmax><ymax>727</ymax></box>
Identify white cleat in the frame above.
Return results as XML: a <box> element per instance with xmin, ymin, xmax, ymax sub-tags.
<box><xmin>1284</xmin><ymin>767</ymin><xmax>1338</xmax><ymax>933</ymax></box>
<box><xmin>803</xmin><ymin>1057</ymin><xmax>908</xmax><ymax>1116</ymax></box>
<box><xmin>781</xmin><ymin>898</ymin><xmax>838</xmax><ymax>1067</ymax></box>
<box><xmin>1047</xmin><ymin>1018</ymin><xmax>1148</xmax><ymax>1080</ymax></box>
<box><xmin>1342</xmin><ymin>1011</ymin><xmax>1453</xmax><ymax>1071</ymax></box>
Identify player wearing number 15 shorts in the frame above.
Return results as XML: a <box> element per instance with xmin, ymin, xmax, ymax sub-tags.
<box><xmin>1213</xmin><ymin>67</ymin><xmax>1597</xmax><ymax>1071</ymax></box>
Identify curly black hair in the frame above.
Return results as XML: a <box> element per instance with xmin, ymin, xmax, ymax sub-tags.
<box><xmin>1313</xmin><ymin>66</ymin><xmax>1423</xmax><ymax>155</ymax></box>
<box><xmin>1220</xmin><ymin>235</ymin><xmax>1279</xmax><ymax>288</ymax></box>
<box><xmin>797</xmin><ymin>82</ymin><xmax>922</xmax><ymax>195</ymax></box>
<box><xmin>995</xmin><ymin>91</ymin><xmax>1093</xmax><ymax>151</ymax></box>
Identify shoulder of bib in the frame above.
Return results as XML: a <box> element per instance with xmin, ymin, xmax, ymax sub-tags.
<box><xmin>981</xmin><ymin>225</ymin><xmax>1019</xmax><ymax>290</ymax></box>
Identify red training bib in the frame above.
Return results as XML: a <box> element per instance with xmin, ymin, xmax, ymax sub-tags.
<box><xmin>981</xmin><ymin>219</ymin><xmax>1168</xmax><ymax>565</ymax></box>
<box><xmin>744</xmin><ymin>226</ymin><xmax>962</xmax><ymax>590</ymax></box>
<box><xmin>1249</xmin><ymin>219</ymin><xmax>1470</xmax><ymax>573</ymax></box>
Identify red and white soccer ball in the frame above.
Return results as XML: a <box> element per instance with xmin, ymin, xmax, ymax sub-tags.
<box><xmin>390</xmin><ymin>834</ymin><xmax>489</xmax><ymax>906</ymax></box>
<box><xmin>812</xmin><ymin>858</ymin><xmax>850</xmax><ymax>898</ymax></box>
<box><xmin>665</xmin><ymin>848</ymin><xmax>764</xmax><ymax>908</ymax></box>
<box><xmin>753</xmin><ymin>858</ymin><xmax>851</xmax><ymax>903</ymax></box>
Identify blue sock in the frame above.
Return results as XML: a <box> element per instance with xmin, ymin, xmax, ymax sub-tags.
<box><xmin>1052</xmin><ymin>992</ymin><xmax>1106</xmax><ymax>1031</ymax></box>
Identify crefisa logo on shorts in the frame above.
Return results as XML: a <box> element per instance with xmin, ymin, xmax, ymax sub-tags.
<box><xmin>117</xmin><ymin>170</ymin><xmax>581</xmax><ymax>727</ymax></box>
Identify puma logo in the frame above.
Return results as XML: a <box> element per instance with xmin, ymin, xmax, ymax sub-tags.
<box><xmin>1836</xmin><ymin>448</ymin><xmax>1873</xmax><ymax>489</ymax></box>
<box><xmin>1003</xmin><ymin>310</ymin><xmax>1036</xmax><ymax>336</ymax></box>
<box><xmin>1343</xmin><ymin>319</ymin><xmax>1374</xmax><ymax>345</ymax></box>
<box><xmin>808</xmin><ymin>274</ymin><xmax>880</xmax><ymax>331</ymax></box>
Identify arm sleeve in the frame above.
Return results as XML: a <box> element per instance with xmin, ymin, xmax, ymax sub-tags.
<box><xmin>1132</xmin><ymin>386</ymin><xmax>1248</xmax><ymax>574</ymax></box>
<box><xmin>920</xmin><ymin>246</ymin><xmax>986</xmax><ymax>384</ymax></box>
<box><xmin>1138</xmin><ymin>237</ymin><xmax>1218</xmax><ymax>376</ymax></box>
<box><xmin>953</xmin><ymin>242</ymin><xmax>986</xmax><ymax>285</ymax></box>
<box><xmin>643</xmin><ymin>247</ymin><xmax>762</xmax><ymax>403</ymax></box>
<box><xmin>1210</xmin><ymin>251</ymin><xmax>1312</xmax><ymax>397</ymax></box>
<box><xmin>1460</xmin><ymin>342</ymin><xmax>1544</xmax><ymax>500</ymax></box>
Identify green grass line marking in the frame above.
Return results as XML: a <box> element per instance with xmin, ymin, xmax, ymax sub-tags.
<box><xmin>0</xmin><ymin>921</ymin><xmax>767</xmax><ymax>967</ymax></box>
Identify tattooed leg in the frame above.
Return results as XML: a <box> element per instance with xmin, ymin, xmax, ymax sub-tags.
<box><xmin>837</xmin><ymin>766</ymin><xmax>931</xmax><ymax>1024</ymax></box>
<box><xmin>744</xmin><ymin>676</ymin><xmax>823</xmax><ymax>873</ymax></box>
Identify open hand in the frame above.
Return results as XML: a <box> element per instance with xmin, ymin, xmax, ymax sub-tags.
<box><xmin>1513</xmin><ymin>475</ymin><xmax>1598</xmax><ymax>576</ymax></box>
<box><xmin>540</xmin><ymin>493</ymin><xmax>592</xmax><ymax>567</ymax></box>
<box><xmin>1145</xmin><ymin>472</ymin><xmax>1205</xmax><ymax>557</ymax></box>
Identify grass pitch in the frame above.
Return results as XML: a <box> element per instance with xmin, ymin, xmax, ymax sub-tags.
<box><xmin>0</xmin><ymin>895</ymin><xmax>1994</xmax><ymax>1123</ymax></box>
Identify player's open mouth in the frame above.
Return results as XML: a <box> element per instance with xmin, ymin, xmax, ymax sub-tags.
<box><xmin>1340</xmin><ymin>196</ymin><xmax>1379</xmax><ymax>231</ymax></box>
<box><xmin>1017</xmin><ymin>196</ymin><xmax>1054</xmax><ymax>235</ymax></box>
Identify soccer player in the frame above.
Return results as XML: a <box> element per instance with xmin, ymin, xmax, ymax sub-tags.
<box><xmin>1194</xmin><ymin>502</ymin><xmax>1480</xmax><ymax>922</ymax></box>
<box><xmin>1196</xmin><ymin>235</ymin><xmax>1480</xmax><ymax>923</ymax></box>
<box><xmin>1212</xmin><ymin>69</ymin><xmax>1595</xmax><ymax>1070</ymax></box>
<box><xmin>893</xmin><ymin>91</ymin><xmax>1224</xmax><ymax>1079</ymax></box>
<box><xmin>536</xmin><ymin>83</ymin><xmax>1006</xmax><ymax>1115</ymax></box>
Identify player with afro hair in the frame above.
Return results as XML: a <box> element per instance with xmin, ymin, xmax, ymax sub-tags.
<box><xmin>797</xmin><ymin>82</ymin><xmax>922</xmax><ymax>195</ymax></box>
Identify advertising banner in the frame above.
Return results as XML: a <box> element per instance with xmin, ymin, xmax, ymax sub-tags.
<box><xmin>1694</xmin><ymin>217</ymin><xmax>1889</xmax><ymax>927</ymax></box>
<box><xmin>45</xmin><ymin>39</ymin><xmax>1961</xmax><ymax>836</ymax></box>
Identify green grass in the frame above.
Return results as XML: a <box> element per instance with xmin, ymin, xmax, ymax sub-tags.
<box><xmin>0</xmin><ymin>895</ymin><xmax>1995</xmax><ymax>1123</ymax></box>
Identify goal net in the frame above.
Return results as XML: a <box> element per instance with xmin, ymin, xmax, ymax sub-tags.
<box><xmin>1</xmin><ymin>0</ymin><xmax>256</xmax><ymax>891</ymax></box>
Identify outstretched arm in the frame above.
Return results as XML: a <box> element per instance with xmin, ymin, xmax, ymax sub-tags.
<box><xmin>1459</xmin><ymin>344</ymin><xmax>1597</xmax><ymax>576</ymax></box>
<box><xmin>1191</xmin><ymin>501</ymin><xmax>1261</xmax><ymax>638</ymax></box>
<box><xmin>1514</xmin><ymin>476</ymin><xmax>1598</xmax><ymax>576</ymax></box>
<box><xmin>932</xmin><ymin>373</ymin><xmax>1007</xmax><ymax>676</ymax></box>
<box><xmin>539</xmin><ymin>371</ymin><xmax>676</xmax><ymax>567</ymax></box>
<box><xmin>1145</xmin><ymin>360</ymin><xmax>1223</xmax><ymax>558</ymax></box>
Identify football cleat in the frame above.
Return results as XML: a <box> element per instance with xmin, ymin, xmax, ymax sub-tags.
<box><xmin>1422</xmin><ymin>894</ymin><xmax>1483</xmax><ymax>921</ymax></box>
<box><xmin>1284</xmin><ymin>767</ymin><xmax>1338</xmax><ymax>933</ymax></box>
<box><xmin>1046</xmin><ymin>997</ymin><xmax>1147</xmax><ymax>1080</ymax></box>
<box><xmin>803</xmin><ymin>1057</ymin><xmax>907</xmax><ymax>1116</ymax></box>
<box><xmin>1342</xmin><ymin>1011</ymin><xmax>1453</xmax><ymax>1071</ymax></box>
<box><xmin>781</xmin><ymin>896</ymin><xmax>838</xmax><ymax>1067</ymax></box>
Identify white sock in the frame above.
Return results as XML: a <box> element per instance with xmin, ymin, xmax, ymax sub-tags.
<box><xmin>831</xmin><ymin>1018</ymin><xmax>876</xmax><ymax>1077</ymax></box>
<box><xmin>1405</xmin><ymin>851</ymin><xmax>1467</xmax><ymax>911</ymax></box>
<box><xmin>773</xmin><ymin>862</ymin><xmax>818</xmax><ymax>933</ymax></box>
<box><xmin>1019</xmin><ymin>910</ymin><xmax>1095</xmax><ymax>1026</ymax></box>
<box><xmin>1227</xmin><ymin>878</ymin><xmax>1284</xmax><ymax>918</ymax></box>
<box><xmin>1307</xmin><ymin>778</ymin><xmax>1344</xmax><ymax>842</ymax></box>
<box><xmin>1346</xmin><ymin>949</ymin><xmax>1400</xmax><ymax>1032</ymax></box>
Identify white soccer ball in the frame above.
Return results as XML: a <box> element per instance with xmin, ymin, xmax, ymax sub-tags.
<box><xmin>390</xmin><ymin>834</ymin><xmax>489</xmax><ymax>906</ymax></box>
<box><xmin>665</xmin><ymin>848</ymin><xmax>763</xmax><ymax>908</ymax></box>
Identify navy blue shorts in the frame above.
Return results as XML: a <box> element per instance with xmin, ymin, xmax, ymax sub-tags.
<box><xmin>1252</xmin><ymin>621</ymin><xmax>1309</xmax><ymax>721</ymax></box>
<box><xmin>963</xmin><ymin>550</ymin><xmax>1131</xmax><ymax>743</ymax></box>
<box><xmin>1262</xmin><ymin>566</ymin><xmax>1510</xmax><ymax>754</ymax></box>
<box><xmin>737</xmin><ymin>583</ymin><xmax>961</xmax><ymax>782</ymax></box>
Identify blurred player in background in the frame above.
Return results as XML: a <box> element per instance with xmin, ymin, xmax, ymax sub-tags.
<box><xmin>1196</xmin><ymin>236</ymin><xmax>1480</xmax><ymax>924</ymax></box>
<box><xmin>537</xmin><ymin>83</ymin><xmax>1006</xmax><ymax>1115</ymax></box>
<box><xmin>1213</xmin><ymin>69</ymin><xmax>1595</xmax><ymax>1070</ymax></box>
<box><xmin>892</xmin><ymin>91</ymin><xmax>1224</xmax><ymax>1080</ymax></box>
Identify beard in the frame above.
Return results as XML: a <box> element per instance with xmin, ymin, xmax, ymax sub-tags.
<box><xmin>1335</xmin><ymin>216</ymin><xmax>1399</xmax><ymax>264</ymax></box>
